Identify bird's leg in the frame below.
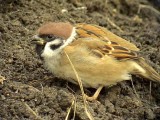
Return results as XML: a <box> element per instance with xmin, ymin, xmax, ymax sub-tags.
<box><xmin>85</xmin><ymin>86</ymin><xmax>103</xmax><ymax>101</ymax></box>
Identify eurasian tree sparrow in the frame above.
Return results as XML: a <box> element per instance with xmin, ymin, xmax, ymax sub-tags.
<box><xmin>32</xmin><ymin>22</ymin><xmax>160</xmax><ymax>100</ymax></box>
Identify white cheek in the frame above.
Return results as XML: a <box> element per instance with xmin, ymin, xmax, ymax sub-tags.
<box><xmin>41</xmin><ymin>40</ymin><xmax>61</xmax><ymax>58</ymax></box>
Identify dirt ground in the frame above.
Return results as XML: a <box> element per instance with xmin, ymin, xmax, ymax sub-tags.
<box><xmin>0</xmin><ymin>0</ymin><xmax>160</xmax><ymax>120</ymax></box>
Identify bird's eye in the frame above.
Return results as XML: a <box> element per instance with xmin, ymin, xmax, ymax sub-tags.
<box><xmin>46</xmin><ymin>35</ymin><xmax>55</xmax><ymax>39</ymax></box>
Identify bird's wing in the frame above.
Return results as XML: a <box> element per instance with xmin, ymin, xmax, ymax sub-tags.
<box><xmin>74</xmin><ymin>23</ymin><xmax>139</xmax><ymax>60</ymax></box>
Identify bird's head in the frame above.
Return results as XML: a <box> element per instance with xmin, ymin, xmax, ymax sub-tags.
<box><xmin>32</xmin><ymin>22</ymin><xmax>76</xmax><ymax>58</ymax></box>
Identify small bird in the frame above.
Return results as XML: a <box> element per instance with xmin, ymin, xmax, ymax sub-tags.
<box><xmin>32</xmin><ymin>22</ymin><xmax>160</xmax><ymax>100</ymax></box>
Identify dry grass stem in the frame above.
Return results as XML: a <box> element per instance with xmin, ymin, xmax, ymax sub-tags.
<box><xmin>106</xmin><ymin>17</ymin><xmax>124</xmax><ymax>32</ymax></box>
<box><xmin>64</xmin><ymin>51</ymin><xmax>94</xmax><ymax>120</ymax></box>
<box><xmin>130</xmin><ymin>78</ymin><xmax>141</xmax><ymax>101</ymax></box>
<box><xmin>66</xmin><ymin>84</ymin><xmax>76</xmax><ymax>94</ymax></box>
<box><xmin>130</xmin><ymin>78</ymin><xmax>143</xmax><ymax>106</ymax></box>
<box><xmin>138</xmin><ymin>4</ymin><xmax>160</xmax><ymax>16</ymax></box>
<box><xmin>149</xmin><ymin>81</ymin><xmax>152</xmax><ymax>101</ymax></box>
<box><xmin>73</xmin><ymin>97</ymin><xmax>76</xmax><ymax>120</ymax></box>
<box><xmin>24</xmin><ymin>102</ymin><xmax>42</xmax><ymax>120</ymax></box>
<box><xmin>65</xmin><ymin>98</ymin><xmax>76</xmax><ymax>120</ymax></box>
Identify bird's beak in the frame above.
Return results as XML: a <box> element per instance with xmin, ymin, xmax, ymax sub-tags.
<box><xmin>31</xmin><ymin>35</ymin><xmax>46</xmax><ymax>45</ymax></box>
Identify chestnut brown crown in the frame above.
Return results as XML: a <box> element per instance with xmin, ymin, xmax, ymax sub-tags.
<box><xmin>37</xmin><ymin>22</ymin><xmax>73</xmax><ymax>39</ymax></box>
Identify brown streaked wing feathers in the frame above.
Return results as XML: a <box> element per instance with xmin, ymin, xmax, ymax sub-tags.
<box><xmin>75</xmin><ymin>23</ymin><xmax>138</xmax><ymax>60</ymax></box>
<box><xmin>75</xmin><ymin>23</ymin><xmax>139</xmax><ymax>51</ymax></box>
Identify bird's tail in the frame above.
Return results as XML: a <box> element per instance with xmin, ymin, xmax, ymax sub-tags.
<box><xmin>135</xmin><ymin>58</ymin><xmax>160</xmax><ymax>82</ymax></box>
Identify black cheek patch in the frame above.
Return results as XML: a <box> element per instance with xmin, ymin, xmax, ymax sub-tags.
<box><xmin>50</xmin><ymin>43</ymin><xmax>63</xmax><ymax>50</ymax></box>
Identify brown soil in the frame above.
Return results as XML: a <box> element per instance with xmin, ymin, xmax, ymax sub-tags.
<box><xmin>0</xmin><ymin>0</ymin><xmax>160</xmax><ymax>120</ymax></box>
